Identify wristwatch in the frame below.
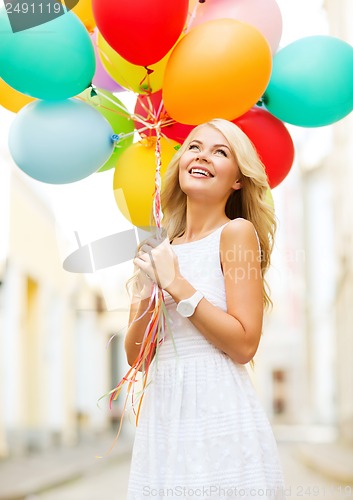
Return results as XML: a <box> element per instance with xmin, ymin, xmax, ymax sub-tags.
<box><xmin>176</xmin><ymin>291</ymin><xmax>204</xmax><ymax>318</ymax></box>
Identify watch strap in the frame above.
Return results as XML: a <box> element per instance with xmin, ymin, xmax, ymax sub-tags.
<box><xmin>176</xmin><ymin>290</ymin><xmax>204</xmax><ymax>317</ymax></box>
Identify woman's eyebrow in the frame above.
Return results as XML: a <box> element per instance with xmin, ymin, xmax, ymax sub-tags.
<box><xmin>190</xmin><ymin>139</ymin><xmax>231</xmax><ymax>150</ymax></box>
<box><xmin>213</xmin><ymin>143</ymin><xmax>231</xmax><ymax>150</ymax></box>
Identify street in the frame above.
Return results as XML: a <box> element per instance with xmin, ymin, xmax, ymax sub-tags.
<box><xmin>279</xmin><ymin>443</ymin><xmax>352</xmax><ymax>499</ymax></box>
<box><xmin>34</xmin><ymin>456</ymin><xmax>131</xmax><ymax>500</ymax></box>
<box><xmin>31</xmin><ymin>442</ymin><xmax>352</xmax><ymax>500</ymax></box>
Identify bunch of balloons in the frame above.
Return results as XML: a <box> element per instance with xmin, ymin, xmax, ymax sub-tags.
<box><xmin>1</xmin><ymin>0</ymin><xmax>353</xmax><ymax>226</ymax></box>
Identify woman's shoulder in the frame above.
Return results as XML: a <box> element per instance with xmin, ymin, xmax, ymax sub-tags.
<box><xmin>222</xmin><ymin>217</ymin><xmax>256</xmax><ymax>235</ymax></box>
<box><xmin>221</xmin><ymin>218</ymin><xmax>259</xmax><ymax>249</ymax></box>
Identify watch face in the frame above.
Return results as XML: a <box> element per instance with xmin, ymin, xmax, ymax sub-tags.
<box><xmin>178</xmin><ymin>301</ymin><xmax>194</xmax><ymax>317</ymax></box>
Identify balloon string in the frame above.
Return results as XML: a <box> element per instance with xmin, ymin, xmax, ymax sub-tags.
<box><xmin>132</xmin><ymin>94</ymin><xmax>179</xmax><ymax>141</ymax></box>
<box><xmin>88</xmin><ymin>84</ymin><xmax>176</xmax><ymax>133</ymax></box>
<box><xmin>97</xmin><ymin>284</ymin><xmax>173</xmax><ymax>457</ymax></box>
<box><xmin>184</xmin><ymin>1</ymin><xmax>201</xmax><ymax>33</ymax></box>
<box><xmin>94</xmin><ymin>38</ymin><xmax>141</xmax><ymax>95</ymax></box>
<box><xmin>84</xmin><ymin>82</ymin><xmax>178</xmax><ymax>143</ymax></box>
<box><xmin>79</xmin><ymin>97</ymin><xmax>130</xmax><ymax>118</ymax></box>
<box><xmin>81</xmin><ymin>87</ymin><xmax>173</xmax><ymax>144</ymax></box>
<box><xmin>94</xmin><ymin>31</ymin><xmax>163</xmax><ymax>104</ymax></box>
<box><xmin>139</xmin><ymin>66</ymin><xmax>154</xmax><ymax>94</ymax></box>
<box><xmin>135</xmin><ymin>94</ymin><xmax>160</xmax><ymax>125</ymax></box>
<box><xmin>135</xmin><ymin>94</ymin><xmax>164</xmax><ymax>126</ymax></box>
<box><xmin>153</xmin><ymin>124</ymin><xmax>163</xmax><ymax>236</ymax></box>
<box><xmin>97</xmin><ymin>112</ymin><xmax>173</xmax><ymax>457</ymax></box>
<box><xmin>92</xmin><ymin>86</ymin><xmax>134</xmax><ymax>115</ymax></box>
<box><xmin>156</xmin><ymin>99</ymin><xmax>165</xmax><ymax>121</ymax></box>
<box><xmin>82</xmin><ymin>86</ymin><xmax>177</xmax><ymax>144</ymax></box>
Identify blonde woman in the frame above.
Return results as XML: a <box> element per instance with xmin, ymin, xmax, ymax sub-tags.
<box><xmin>125</xmin><ymin>119</ymin><xmax>286</xmax><ymax>499</ymax></box>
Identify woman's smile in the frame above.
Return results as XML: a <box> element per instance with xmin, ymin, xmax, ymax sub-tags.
<box><xmin>179</xmin><ymin>125</ymin><xmax>241</xmax><ymax>195</ymax></box>
<box><xmin>188</xmin><ymin>166</ymin><xmax>214</xmax><ymax>178</ymax></box>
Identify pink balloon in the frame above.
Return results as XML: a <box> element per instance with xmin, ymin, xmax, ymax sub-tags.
<box><xmin>90</xmin><ymin>29</ymin><xmax>125</xmax><ymax>93</ymax></box>
<box><xmin>190</xmin><ymin>0</ymin><xmax>282</xmax><ymax>54</ymax></box>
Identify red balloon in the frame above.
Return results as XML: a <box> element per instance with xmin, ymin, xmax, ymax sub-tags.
<box><xmin>234</xmin><ymin>107</ymin><xmax>295</xmax><ymax>188</ymax></box>
<box><xmin>134</xmin><ymin>91</ymin><xmax>195</xmax><ymax>143</ymax></box>
<box><xmin>92</xmin><ymin>0</ymin><xmax>189</xmax><ymax>67</ymax></box>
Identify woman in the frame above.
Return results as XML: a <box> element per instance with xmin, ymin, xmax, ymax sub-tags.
<box><xmin>125</xmin><ymin>119</ymin><xmax>286</xmax><ymax>499</ymax></box>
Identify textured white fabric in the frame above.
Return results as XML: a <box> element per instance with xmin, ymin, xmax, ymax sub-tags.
<box><xmin>126</xmin><ymin>221</ymin><xmax>287</xmax><ymax>500</ymax></box>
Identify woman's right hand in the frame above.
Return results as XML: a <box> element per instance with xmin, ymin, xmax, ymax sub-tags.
<box><xmin>131</xmin><ymin>265</ymin><xmax>155</xmax><ymax>304</ymax></box>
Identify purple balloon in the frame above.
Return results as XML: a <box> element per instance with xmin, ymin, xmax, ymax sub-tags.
<box><xmin>90</xmin><ymin>29</ymin><xmax>125</xmax><ymax>93</ymax></box>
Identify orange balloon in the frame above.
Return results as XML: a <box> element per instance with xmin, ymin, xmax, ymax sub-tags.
<box><xmin>113</xmin><ymin>137</ymin><xmax>179</xmax><ymax>227</ymax></box>
<box><xmin>72</xmin><ymin>0</ymin><xmax>96</xmax><ymax>33</ymax></box>
<box><xmin>0</xmin><ymin>78</ymin><xmax>35</xmax><ymax>113</ymax></box>
<box><xmin>163</xmin><ymin>19</ymin><xmax>272</xmax><ymax>125</ymax></box>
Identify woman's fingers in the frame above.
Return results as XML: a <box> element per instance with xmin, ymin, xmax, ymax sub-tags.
<box><xmin>134</xmin><ymin>236</ymin><xmax>178</xmax><ymax>290</ymax></box>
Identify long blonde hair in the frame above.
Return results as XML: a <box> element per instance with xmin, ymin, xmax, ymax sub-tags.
<box><xmin>160</xmin><ymin>118</ymin><xmax>277</xmax><ymax>311</ymax></box>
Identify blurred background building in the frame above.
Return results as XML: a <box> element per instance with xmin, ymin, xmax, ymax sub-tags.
<box><xmin>0</xmin><ymin>138</ymin><xmax>134</xmax><ymax>459</ymax></box>
<box><xmin>325</xmin><ymin>0</ymin><xmax>353</xmax><ymax>445</ymax></box>
<box><xmin>253</xmin><ymin>0</ymin><xmax>353</xmax><ymax>450</ymax></box>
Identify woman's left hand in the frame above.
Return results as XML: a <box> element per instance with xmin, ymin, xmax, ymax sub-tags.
<box><xmin>133</xmin><ymin>235</ymin><xmax>181</xmax><ymax>293</ymax></box>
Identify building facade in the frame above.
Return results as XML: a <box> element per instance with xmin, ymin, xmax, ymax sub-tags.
<box><xmin>325</xmin><ymin>0</ymin><xmax>353</xmax><ymax>443</ymax></box>
<box><xmin>0</xmin><ymin>143</ymin><xmax>132</xmax><ymax>458</ymax></box>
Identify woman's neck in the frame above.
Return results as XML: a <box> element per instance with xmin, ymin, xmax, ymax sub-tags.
<box><xmin>181</xmin><ymin>202</ymin><xmax>230</xmax><ymax>241</ymax></box>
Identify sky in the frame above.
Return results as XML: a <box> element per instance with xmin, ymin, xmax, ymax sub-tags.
<box><xmin>0</xmin><ymin>0</ymin><xmax>332</xmax><ymax>301</ymax></box>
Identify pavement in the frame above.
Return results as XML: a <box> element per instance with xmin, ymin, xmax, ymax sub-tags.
<box><xmin>0</xmin><ymin>426</ymin><xmax>353</xmax><ymax>500</ymax></box>
<box><xmin>0</xmin><ymin>431</ymin><xmax>134</xmax><ymax>500</ymax></box>
<box><xmin>274</xmin><ymin>425</ymin><xmax>353</xmax><ymax>486</ymax></box>
<box><xmin>295</xmin><ymin>441</ymin><xmax>353</xmax><ymax>485</ymax></box>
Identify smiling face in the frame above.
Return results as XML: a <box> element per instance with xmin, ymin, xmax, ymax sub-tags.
<box><xmin>178</xmin><ymin>125</ymin><xmax>242</xmax><ymax>202</ymax></box>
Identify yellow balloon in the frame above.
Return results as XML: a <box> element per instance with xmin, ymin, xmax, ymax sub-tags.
<box><xmin>0</xmin><ymin>78</ymin><xmax>35</xmax><ymax>113</ymax></box>
<box><xmin>72</xmin><ymin>0</ymin><xmax>96</xmax><ymax>33</ymax></box>
<box><xmin>97</xmin><ymin>32</ymin><xmax>173</xmax><ymax>94</ymax></box>
<box><xmin>113</xmin><ymin>137</ymin><xmax>179</xmax><ymax>227</ymax></box>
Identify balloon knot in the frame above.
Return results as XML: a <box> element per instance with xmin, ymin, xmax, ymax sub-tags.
<box><xmin>90</xmin><ymin>83</ymin><xmax>98</xmax><ymax>98</ymax></box>
<box><xmin>144</xmin><ymin>66</ymin><xmax>154</xmax><ymax>75</ymax></box>
<box><xmin>259</xmin><ymin>94</ymin><xmax>269</xmax><ymax>107</ymax></box>
<box><xmin>111</xmin><ymin>134</ymin><xmax>120</xmax><ymax>146</ymax></box>
<box><xmin>140</xmin><ymin>83</ymin><xmax>152</xmax><ymax>93</ymax></box>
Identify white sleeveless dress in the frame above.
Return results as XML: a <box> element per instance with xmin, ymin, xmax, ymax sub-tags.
<box><xmin>126</xmin><ymin>221</ymin><xmax>286</xmax><ymax>499</ymax></box>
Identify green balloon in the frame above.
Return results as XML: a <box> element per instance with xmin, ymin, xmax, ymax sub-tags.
<box><xmin>263</xmin><ymin>36</ymin><xmax>353</xmax><ymax>127</ymax></box>
<box><xmin>79</xmin><ymin>88</ymin><xmax>135</xmax><ymax>172</ymax></box>
<box><xmin>0</xmin><ymin>8</ymin><xmax>95</xmax><ymax>100</ymax></box>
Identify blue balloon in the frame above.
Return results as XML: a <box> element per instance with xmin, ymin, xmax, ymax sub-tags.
<box><xmin>263</xmin><ymin>36</ymin><xmax>353</xmax><ymax>127</ymax></box>
<box><xmin>9</xmin><ymin>99</ymin><xmax>115</xmax><ymax>184</ymax></box>
<box><xmin>0</xmin><ymin>8</ymin><xmax>95</xmax><ymax>100</ymax></box>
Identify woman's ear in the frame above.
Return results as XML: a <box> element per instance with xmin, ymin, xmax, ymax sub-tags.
<box><xmin>232</xmin><ymin>178</ymin><xmax>242</xmax><ymax>191</ymax></box>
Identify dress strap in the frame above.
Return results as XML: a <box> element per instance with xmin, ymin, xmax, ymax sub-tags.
<box><xmin>252</xmin><ymin>227</ymin><xmax>261</xmax><ymax>253</ymax></box>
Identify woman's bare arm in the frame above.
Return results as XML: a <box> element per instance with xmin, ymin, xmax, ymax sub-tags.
<box><xmin>124</xmin><ymin>294</ymin><xmax>156</xmax><ymax>367</ymax></box>
<box><xmin>166</xmin><ymin>219</ymin><xmax>263</xmax><ymax>364</ymax></box>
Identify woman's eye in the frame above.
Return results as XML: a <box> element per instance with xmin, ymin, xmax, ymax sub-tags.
<box><xmin>188</xmin><ymin>144</ymin><xmax>200</xmax><ymax>151</ymax></box>
<box><xmin>215</xmin><ymin>149</ymin><xmax>227</xmax><ymax>157</ymax></box>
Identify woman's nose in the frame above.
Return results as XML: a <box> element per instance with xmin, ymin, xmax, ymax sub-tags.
<box><xmin>196</xmin><ymin>152</ymin><xmax>209</xmax><ymax>162</ymax></box>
